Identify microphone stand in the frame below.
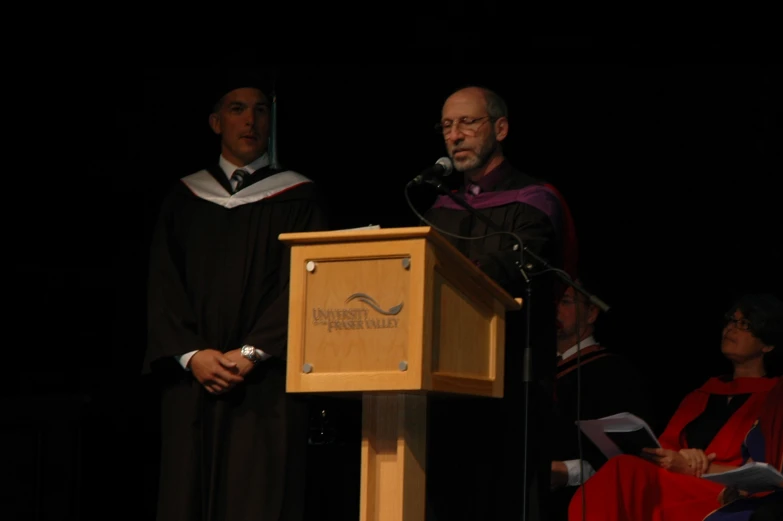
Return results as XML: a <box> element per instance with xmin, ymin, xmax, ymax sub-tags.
<box><xmin>422</xmin><ymin>178</ymin><xmax>608</xmax><ymax>521</ymax></box>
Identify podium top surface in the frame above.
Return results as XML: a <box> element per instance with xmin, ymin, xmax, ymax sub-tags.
<box><xmin>279</xmin><ymin>226</ymin><xmax>522</xmax><ymax>311</ymax></box>
<box><xmin>279</xmin><ymin>226</ymin><xmax>438</xmax><ymax>245</ymax></box>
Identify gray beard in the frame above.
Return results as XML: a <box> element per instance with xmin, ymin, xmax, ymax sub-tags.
<box><xmin>452</xmin><ymin>137</ymin><xmax>498</xmax><ymax>173</ymax></box>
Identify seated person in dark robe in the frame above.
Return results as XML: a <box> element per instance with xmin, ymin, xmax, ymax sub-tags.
<box><xmin>548</xmin><ymin>273</ymin><xmax>655</xmax><ymax>521</ymax></box>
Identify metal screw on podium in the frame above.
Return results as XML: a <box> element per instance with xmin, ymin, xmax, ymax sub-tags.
<box><xmin>306</xmin><ymin>261</ymin><xmax>316</xmax><ymax>273</ymax></box>
<box><xmin>303</xmin><ymin>363</ymin><xmax>313</xmax><ymax>373</ymax></box>
<box><xmin>401</xmin><ymin>258</ymin><xmax>411</xmax><ymax>270</ymax></box>
<box><xmin>398</xmin><ymin>361</ymin><xmax>408</xmax><ymax>371</ymax></box>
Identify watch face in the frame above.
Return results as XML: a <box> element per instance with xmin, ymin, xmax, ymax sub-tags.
<box><xmin>242</xmin><ymin>346</ymin><xmax>254</xmax><ymax>358</ymax></box>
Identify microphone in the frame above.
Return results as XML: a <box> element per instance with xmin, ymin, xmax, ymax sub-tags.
<box><xmin>410</xmin><ymin>157</ymin><xmax>453</xmax><ymax>186</ymax></box>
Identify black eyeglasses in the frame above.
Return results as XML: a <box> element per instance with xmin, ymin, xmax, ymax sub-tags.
<box><xmin>724</xmin><ymin>314</ymin><xmax>751</xmax><ymax>331</ymax></box>
<box><xmin>434</xmin><ymin>116</ymin><xmax>494</xmax><ymax>136</ymax></box>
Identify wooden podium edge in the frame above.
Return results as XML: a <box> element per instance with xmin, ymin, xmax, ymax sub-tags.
<box><xmin>279</xmin><ymin>226</ymin><xmax>522</xmax><ymax>312</ymax></box>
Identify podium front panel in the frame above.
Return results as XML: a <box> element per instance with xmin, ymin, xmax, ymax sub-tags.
<box><xmin>286</xmin><ymin>239</ymin><xmax>427</xmax><ymax>393</ymax></box>
<box><xmin>282</xmin><ymin>228</ymin><xmax>512</xmax><ymax>398</ymax></box>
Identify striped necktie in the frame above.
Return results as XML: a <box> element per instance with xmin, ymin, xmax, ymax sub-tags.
<box><xmin>231</xmin><ymin>169</ymin><xmax>248</xmax><ymax>193</ymax></box>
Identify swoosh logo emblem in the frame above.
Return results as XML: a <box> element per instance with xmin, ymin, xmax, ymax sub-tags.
<box><xmin>345</xmin><ymin>293</ymin><xmax>403</xmax><ymax>316</ymax></box>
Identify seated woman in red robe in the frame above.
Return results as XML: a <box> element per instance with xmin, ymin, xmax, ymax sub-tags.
<box><xmin>568</xmin><ymin>293</ymin><xmax>783</xmax><ymax>521</ymax></box>
<box><xmin>702</xmin><ymin>376</ymin><xmax>783</xmax><ymax>521</ymax></box>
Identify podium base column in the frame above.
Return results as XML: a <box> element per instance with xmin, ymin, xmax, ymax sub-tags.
<box><xmin>359</xmin><ymin>393</ymin><xmax>427</xmax><ymax>521</ymax></box>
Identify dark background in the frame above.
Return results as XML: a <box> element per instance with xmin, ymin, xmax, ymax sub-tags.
<box><xmin>6</xmin><ymin>58</ymin><xmax>780</xmax><ymax>521</ymax></box>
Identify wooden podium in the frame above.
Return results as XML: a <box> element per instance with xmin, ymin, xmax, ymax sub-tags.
<box><xmin>278</xmin><ymin>226</ymin><xmax>522</xmax><ymax>521</ymax></box>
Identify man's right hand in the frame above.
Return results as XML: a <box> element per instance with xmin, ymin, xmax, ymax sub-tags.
<box><xmin>189</xmin><ymin>349</ymin><xmax>245</xmax><ymax>394</ymax></box>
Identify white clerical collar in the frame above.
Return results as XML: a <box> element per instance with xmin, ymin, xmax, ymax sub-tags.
<box><xmin>559</xmin><ymin>335</ymin><xmax>598</xmax><ymax>360</ymax></box>
<box><xmin>219</xmin><ymin>153</ymin><xmax>270</xmax><ymax>181</ymax></box>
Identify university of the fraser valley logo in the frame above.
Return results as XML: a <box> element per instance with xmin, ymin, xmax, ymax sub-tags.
<box><xmin>312</xmin><ymin>293</ymin><xmax>403</xmax><ymax>332</ymax></box>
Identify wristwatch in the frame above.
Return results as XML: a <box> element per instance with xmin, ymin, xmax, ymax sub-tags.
<box><xmin>241</xmin><ymin>345</ymin><xmax>262</xmax><ymax>363</ymax></box>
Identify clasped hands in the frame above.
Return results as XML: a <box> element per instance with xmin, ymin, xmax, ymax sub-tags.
<box><xmin>188</xmin><ymin>348</ymin><xmax>257</xmax><ymax>394</ymax></box>
<box><xmin>641</xmin><ymin>447</ymin><xmax>717</xmax><ymax>477</ymax></box>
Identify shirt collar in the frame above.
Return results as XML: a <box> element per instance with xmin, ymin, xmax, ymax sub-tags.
<box><xmin>219</xmin><ymin>152</ymin><xmax>270</xmax><ymax>181</ymax></box>
<box><xmin>465</xmin><ymin>159</ymin><xmax>513</xmax><ymax>195</ymax></box>
<box><xmin>559</xmin><ymin>335</ymin><xmax>598</xmax><ymax>360</ymax></box>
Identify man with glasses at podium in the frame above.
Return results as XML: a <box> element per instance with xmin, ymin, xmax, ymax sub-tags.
<box><xmin>420</xmin><ymin>84</ymin><xmax>579</xmax><ymax>521</ymax></box>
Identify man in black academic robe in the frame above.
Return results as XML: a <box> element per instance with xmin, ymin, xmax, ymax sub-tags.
<box><xmin>142</xmin><ymin>71</ymin><xmax>329</xmax><ymax>521</ymax></box>
<box><xmin>421</xmin><ymin>86</ymin><xmax>579</xmax><ymax>521</ymax></box>
<box><xmin>548</xmin><ymin>278</ymin><xmax>655</xmax><ymax>521</ymax></box>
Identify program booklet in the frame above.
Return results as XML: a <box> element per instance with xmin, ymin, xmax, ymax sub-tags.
<box><xmin>702</xmin><ymin>462</ymin><xmax>783</xmax><ymax>494</ymax></box>
<box><xmin>577</xmin><ymin>412</ymin><xmax>661</xmax><ymax>460</ymax></box>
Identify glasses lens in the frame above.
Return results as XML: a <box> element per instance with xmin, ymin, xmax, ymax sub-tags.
<box><xmin>724</xmin><ymin>314</ymin><xmax>751</xmax><ymax>330</ymax></box>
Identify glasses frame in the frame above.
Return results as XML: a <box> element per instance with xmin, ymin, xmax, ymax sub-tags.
<box><xmin>724</xmin><ymin>313</ymin><xmax>752</xmax><ymax>331</ymax></box>
<box><xmin>435</xmin><ymin>115</ymin><xmax>496</xmax><ymax>136</ymax></box>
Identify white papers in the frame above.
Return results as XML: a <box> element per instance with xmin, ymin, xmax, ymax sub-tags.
<box><xmin>577</xmin><ymin>412</ymin><xmax>661</xmax><ymax>460</ymax></box>
<box><xmin>702</xmin><ymin>462</ymin><xmax>783</xmax><ymax>494</ymax></box>
<box><xmin>336</xmin><ymin>224</ymin><xmax>381</xmax><ymax>231</ymax></box>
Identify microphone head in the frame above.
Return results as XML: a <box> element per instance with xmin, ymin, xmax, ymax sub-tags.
<box><xmin>435</xmin><ymin>156</ymin><xmax>453</xmax><ymax>176</ymax></box>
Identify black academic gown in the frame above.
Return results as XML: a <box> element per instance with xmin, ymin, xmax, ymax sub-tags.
<box><xmin>422</xmin><ymin>160</ymin><xmax>577</xmax><ymax>521</ymax></box>
<box><xmin>143</xmin><ymin>164</ymin><xmax>329</xmax><ymax>521</ymax></box>
<box><xmin>549</xmin><ymin>344</ymin><xmax>655</xmax><ymax>521</ymax></box>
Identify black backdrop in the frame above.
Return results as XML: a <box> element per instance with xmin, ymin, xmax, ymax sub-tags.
<box><xmin>7</xmin><ymin>61</ymin><xmax>780</xmax><ymax>520</ymax></box>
